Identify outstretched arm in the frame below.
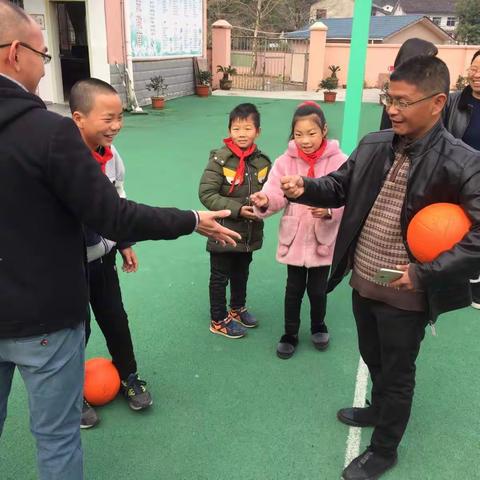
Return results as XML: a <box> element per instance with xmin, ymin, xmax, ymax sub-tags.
<box><xmin>282</xmin><ymin>148</ymin><xmax>358</xmax><ymax>208</ymax></box>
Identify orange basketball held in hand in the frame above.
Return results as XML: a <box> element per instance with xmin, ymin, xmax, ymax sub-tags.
<box><xmin>84</xmin><ymin>358</ymin><xmax>120</xmax><ymax>406</ymax></box>
<box><xmin>407</xmin><ymin>203</ymin><xmax>472</xmax><ymax>263</ymax></box>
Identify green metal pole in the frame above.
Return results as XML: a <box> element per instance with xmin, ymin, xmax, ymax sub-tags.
<box><xmin>340</xmin><ymin>0</ymin><xmax>373</xmax><ymax>155</ymax></box>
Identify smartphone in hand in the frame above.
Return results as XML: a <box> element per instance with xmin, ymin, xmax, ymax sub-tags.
<box><xmin>373</xmin><ymin>268</ymin><xmax>404</xmax><ymax>284</ymax></box>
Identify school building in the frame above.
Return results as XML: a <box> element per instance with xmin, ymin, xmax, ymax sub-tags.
<box><xmin>15</xmin><ymin>0</ymin><xmax>207</xmax><ymax>105</ymax></box>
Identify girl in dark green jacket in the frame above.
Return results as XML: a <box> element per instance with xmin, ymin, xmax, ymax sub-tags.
<box><xmin>199</xmin><ymin>103</ymin><xmax>271</xmax><ymax>338</ymax></box>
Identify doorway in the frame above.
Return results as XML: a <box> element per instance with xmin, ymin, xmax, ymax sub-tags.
<box><xmin>55</xmin><ymin>1</ymin><xmax>90</xmax><ymax>100</ymax></box>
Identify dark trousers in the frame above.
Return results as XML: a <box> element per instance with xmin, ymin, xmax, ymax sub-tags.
<box><xmin>284</xmin><ymin>265</ymin><xmax>330</xmax><ymax>335</ymax></box>
<box><xmin>352</xmin><ymin>290</ymin><xmax>428</xmax><ymax>456</ymax></box>
<box><xmin>209</xmin><ymin>252</ymin><xmax>253</xmax><ymax>321</ymax></box>
<box><xmin>86</xmin><ymin>250</ymin><xmax>137</xmax><ymax>380</ymax></box>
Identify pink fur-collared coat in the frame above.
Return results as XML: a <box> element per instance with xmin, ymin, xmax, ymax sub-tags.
<box><xmin>254</xmin><ymin>140</ymin><xmax>347</xmax><ymax>268</ymax></box>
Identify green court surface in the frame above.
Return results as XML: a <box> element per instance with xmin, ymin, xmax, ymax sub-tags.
<box><xmin>1</xmin><ymin>96</ymin><xmax>479</xmax><ymax>479</ymax></box>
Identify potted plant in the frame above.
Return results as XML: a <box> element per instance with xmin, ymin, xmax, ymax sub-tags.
<box><xmin>146</xmin><ymin>75</ymin><xmax>168</xmax><ymax>109</ymax></box>
<box><xmin>196</xmin><ymin>70</ymin><xmax>212</xmax><ymax>97</ymax></box>
<box><xmin>328</xmin><ymin>64</ymin><xmax>341</xmax><ymax>79</ymax></box>
<box><xmin>318</xmin><ymin>76</ymin><xmax>338</xmax><ymax>103</ymax></box>
<box><xmin>217</xmin><ymin>65</ymin><xmax>237</xmax><ymax>90</ymax></box>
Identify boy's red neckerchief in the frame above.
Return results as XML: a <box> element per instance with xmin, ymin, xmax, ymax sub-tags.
<box><xmin>223</xmin><ymin>137</ymin><xmax>257</xmax><ymax>193</ymax></box>
<box><xmin>92</xmin><ymin>146</ymin><xmax>113</xmax><ymax>173</ymax></box>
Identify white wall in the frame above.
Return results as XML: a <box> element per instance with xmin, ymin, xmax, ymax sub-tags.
<box><xmin>23</xmin><ymin>0</ymin><xmax>55</xmax><ymax>101</ymax></box>
<box><xmin>23</xmin><ymin>0</ymin><xmax>109</xmax><ymax>104</ymax></box>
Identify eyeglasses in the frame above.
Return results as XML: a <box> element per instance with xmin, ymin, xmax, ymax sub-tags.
<box><xmin>467</xmin><ymin>66</ymin><xmax>480</xmax><ymax>76</ymax></box>
<box><xmin>380</xmin><ymin>92</ymin><xmax>442</xmax><ymax>110</ymax></box>
<box><xmin>0</xmin><ymin>42</ymin><xmax>52</xmax><ymax>64</ymax></box>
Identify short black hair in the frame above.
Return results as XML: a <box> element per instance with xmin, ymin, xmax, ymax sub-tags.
<box><xmin>390</xmin><ymin>55</ymin><xmax>450</xmax><ymax>96</ymax></box>
<box><xmin>228</xmin><ymin>103</ymin><xmax>260</xmax><ymax>130</ymax></box>
<box><xmin>289</xmin><ymin>102</ymin><xmax>327</xmax><ymax>140</ymax></box>
<box><xmin>394</xmin><ymin>38</ymin><xmax>438</xmax><ymax>68</ymax></box>
<box><xmin>471</xmin><ymin>50</ymin><xmax>480</xmax><ymax>64</ymax></box>
<box><xmin>69</xmin><ymin>78</ymin><xmax>119</xmax><ymax>114</ymax></box>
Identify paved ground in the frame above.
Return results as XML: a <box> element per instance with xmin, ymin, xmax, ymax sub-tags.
<box><xmin>9</xmin><ymin>95</ymin><xmax>474</xmax><ymax>480</ymax></box>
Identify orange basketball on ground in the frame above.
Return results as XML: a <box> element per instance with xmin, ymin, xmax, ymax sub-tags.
<box><xmin>84</xmin><ymin>358</ymin><xmax>120</xmax><ymax>406</ymax></box>
<box><xmin>407</xmin><ymin>203</ymin><xmax>471</xmax><ymax>263</ymax></box>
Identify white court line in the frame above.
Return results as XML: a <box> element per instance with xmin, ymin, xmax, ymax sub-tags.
<box><xmin>344</xmin><ymin>357</ymin><xmax>369</xmax><ymax>467</ymax></box>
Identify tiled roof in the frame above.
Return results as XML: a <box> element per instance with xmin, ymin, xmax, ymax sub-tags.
<box><xmin>286</xmin><ymin>14</ymin><xmax>426</xmax><ymax>40</ymax></box>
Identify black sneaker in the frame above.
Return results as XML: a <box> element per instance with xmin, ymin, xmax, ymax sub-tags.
<box><xmin>342</xmin><ymin>448</ymin><xmax>397</xmax><ymax>480</ymax></box>
<box><xmin>121</xmin><ymin>373</ymin><xmax>153</xmax><ymax>411</ymax></box>
<box><xmin>80</xmin><ymin>398</ymin><xmax>100</xmax><ymax>429</ymax></box>
<box><xmin>337</xmin><ymin>405</ymin><xmax>379</xmax><ymax>427</ymax></box>
<box><xmin>470</xmin><ymin>281</ymin><xmax>480</xmax><ymax>309</ymax></box>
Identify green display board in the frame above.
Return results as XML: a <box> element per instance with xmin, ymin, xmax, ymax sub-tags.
<box><xmin>129</xmin><ymin>0</ymin><xmax>203</xmax><ymax>58</ymax></box>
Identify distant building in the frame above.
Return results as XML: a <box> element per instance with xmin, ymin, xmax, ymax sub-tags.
<box><xmin>309</xmin><ymin>0</ymin><xmax>458</xmax><ymax>36</ymax></box>
<box><xmin>289</xmin><ymin>15</ymin><xmax>453</xmax><ymax>45</ymax></box>
<box><xmin>393</xmin><ymin>0</ymin><xmax>458</xmax><ymax>35</ymax></box>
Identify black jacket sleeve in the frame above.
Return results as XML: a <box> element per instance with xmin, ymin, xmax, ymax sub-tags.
<box><xmin>415</xmin><ymin>158</ymin><xmax>480</xmax><ymax>288</ymax></box>
<box><xmin>294</xmin><ymin>147</ymin><xmax>358</xmax><ymax>208</ymax></box>
<box><xmin>46</xmin><ymin>118</ymin><xmax>196</xmax><ymax>241</ymax></box>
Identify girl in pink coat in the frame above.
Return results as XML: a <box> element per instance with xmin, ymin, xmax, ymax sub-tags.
<box><xmin>251</xmin><ymin>102</ymin><xmax>346</xmax><ymax>359</ymax></box>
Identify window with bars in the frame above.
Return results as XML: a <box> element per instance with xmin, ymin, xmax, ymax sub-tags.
<box><xmin>446</xmin><ymin>17</ymin><xmax>457</xmax><ymax>27</ymax></box>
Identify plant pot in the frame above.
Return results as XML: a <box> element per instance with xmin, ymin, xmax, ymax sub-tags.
<box><xmin>195</xmin><ymin>85</ymin><xmax>210</xmax><ymax>97</ymax></box>
<box><xmin>219</xmin><ymin>79</ymin><xmax>233</xmax><ymax>90</ymax></box>
<box><xmin>151</xmin><ymin>97</ymin><xmax>165</xmax><ymax>109</ymax></box>
<box><xmin>323</xmin><ymin>91</ymin><xmax>337</xmax><ymax>103</ymax></box>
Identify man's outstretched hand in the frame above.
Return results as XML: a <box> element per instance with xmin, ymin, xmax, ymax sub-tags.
<box><xmin>196</xmin><ymin>210</ymin><xmax>241</xmax><ymax>247</ymax></box>
<box><xmin>280</xmin><ymin>175</ymin><xmax>305</xmax><ymax>199</ymax></box>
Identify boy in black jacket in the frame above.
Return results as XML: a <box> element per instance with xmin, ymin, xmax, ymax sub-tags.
<box><xmin>70</xmin><ymin>79</ymin><xmax>152</xmax><ymax>428</ymax></box>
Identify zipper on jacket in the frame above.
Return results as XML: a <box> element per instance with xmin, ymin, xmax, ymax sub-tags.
<box><xmin>245</xmin><ymin>161</ymin><xmax>253</xmax><ymax>251</ymax></box>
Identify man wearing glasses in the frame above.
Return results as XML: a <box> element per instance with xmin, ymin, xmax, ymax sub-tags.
<box><xmin>281</xmin><ymin>55</ymin><xmax>480</xmax><ymax>479</ymax></box>
<box><xmin>444</xmin><ymin>50</ymin><xmax>480</xmax><ymax>309</ymax></box>
<box><xmin>0</xmin><ymin>2</ymin><xmax>239</xmax><ymax>480</ymax></box>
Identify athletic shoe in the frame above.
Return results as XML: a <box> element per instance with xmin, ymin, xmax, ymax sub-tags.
<box><xmin>471</xmin><ymin>281</ymin><xmax>480</xmax><ymax>309</ymax></box>
<box><xmin>337</xmin><ymin>406</ymin><xmax>379</xmax><ymax>428</ymax></box>
<box><xmin>121</xmin><ymin>373</ymin><xmax>153</xmax><ymax>411</ymax></box>
<box><xmin>342</xmin><ymin>448</ymin><xmax>397</xmax><ymax>480</ymax></box>
<box><xmin>229</xmin><ymin>307</ymin><xmax>258</xmax><ymax>328</ymax></box>
<box><xmin>210</xmin><ymin>315</ymin><xmax>246</xmax><ymax>338</ymax></box>
<box><xmin>81</xmin><ymin>398</ymin><xmax>100</xmax><ymax>429</ymax></box>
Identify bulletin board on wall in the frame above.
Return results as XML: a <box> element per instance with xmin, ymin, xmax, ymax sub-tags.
<box><xmin>129</xmin><ymin>0</ymin><xmax>203</xmax><ymax>59</ymax></box>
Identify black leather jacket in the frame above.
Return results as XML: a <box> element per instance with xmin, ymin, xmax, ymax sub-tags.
<box><xmin>443</xmin><ymin>86</ymin><xmax>474</xmax><ymax>139</ymax></box>
<box><xmin>297</xmin><ymin>122</ymin><xmax>480</xmax><ymax>321</ymax></box>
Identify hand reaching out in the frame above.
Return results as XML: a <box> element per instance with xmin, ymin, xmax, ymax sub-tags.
<box><xmin>196</xmin><ymin>210</ymin><xmax>242</xmax><ymax>246</ymax></box>
<box><xmin>250</xmin><ymin>192</ymin><xmax>269</xmax><ymax>209</ymax></box>
<box><xmin>280</xmin><ymin>175</ymin><xmax>305</xmax><ymax>199</ymax></box>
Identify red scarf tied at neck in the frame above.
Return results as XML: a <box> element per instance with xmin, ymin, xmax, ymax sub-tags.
<box><xmin>297</xmin><ymin>139</ymin><xmax>327</xmax><ymax>178</ymax></box>
<box><xmin>223</xmin><ymin>137</ymin><xmax>257</xmax><ymax>194</ymax></box>
<box><xmin>91</xmin><ymin>146</ymin><xmax>113</xmax><ymax>173</ymax></box>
